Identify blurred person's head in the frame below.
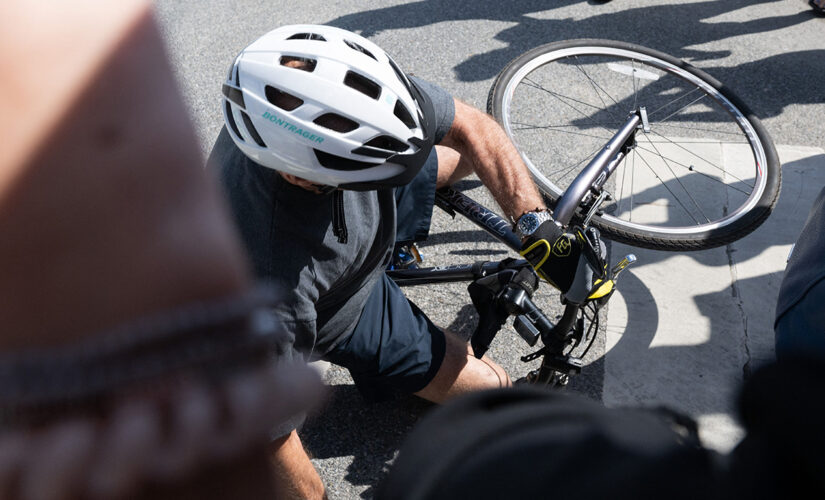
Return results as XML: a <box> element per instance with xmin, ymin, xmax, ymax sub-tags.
<box><xmin>0</xmin><ymin>2</ymin><xmax>321</xmax><ymax>498</ymax></box>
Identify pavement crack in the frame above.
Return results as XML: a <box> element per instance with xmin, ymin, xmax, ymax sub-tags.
<box><xmin>726</xmin><ymin>242</ymin><xmax>752</xmax><ymax>379</ymax></box>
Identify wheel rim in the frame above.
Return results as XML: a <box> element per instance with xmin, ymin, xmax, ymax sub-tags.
<box><xmin>498</xmin><ymin>45</ymin><xmax>769</xmax><ymax>236</ymax></box>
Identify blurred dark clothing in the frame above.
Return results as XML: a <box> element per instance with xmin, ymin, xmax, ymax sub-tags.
<box><xmin>378</xmin><ymin>358</ymin><xmax>825</xmax><ymax>500</ymax></box>
<box><xmin>775</xmin><ymin>185</ymin><xmax>825</xmax><ymax>361</ymax></box>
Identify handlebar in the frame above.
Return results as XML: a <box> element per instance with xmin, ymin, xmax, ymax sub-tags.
<box><xmin>502</xmin><ymin>285</ymin><xmax>573</xmax><ymax>351</ymax></box>
<box><xmin>469</xmin><ymin>262</ymin><xmax>581</xmax><ymax>367</ymax></box>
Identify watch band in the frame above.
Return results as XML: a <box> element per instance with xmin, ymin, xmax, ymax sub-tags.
<box><xmin>515</xmin><ymin>210</ymin><xmax>553</xmax><ymax>239</ymax></box>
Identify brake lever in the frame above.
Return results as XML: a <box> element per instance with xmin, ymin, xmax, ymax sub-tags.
<box><xmin>588</xmin><ymin>253</ymin><xmax>637</xmax><ymax>304</ymax></box>
<box><xmin>611</xmin><ymin>253</ymin><xmax>637</xmax><ymax>278</ymax></box>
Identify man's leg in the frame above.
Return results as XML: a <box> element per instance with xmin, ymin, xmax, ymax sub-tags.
<box><xmin>414</xmin><ymin>330</ymin><xmax>511</xmax><ymax>404</ymax></box>
<box><xmin>394</xmin><ymin>141</ymin><xmax>514</xmax><ymax>404</ymax></box>
<box><xmin>326</xmin><ymin>275</ymin><xmax>511</xmax><ymax>405</ymax></box>
<box><xmin>268</xmin><ymin>431</ymin><xmax>327</xmax><ymax>500</ymax></box>
<box><xmin>422</xmin><ymin>137</ymin><xmax>518</xmax><ymax>402</ymax></box>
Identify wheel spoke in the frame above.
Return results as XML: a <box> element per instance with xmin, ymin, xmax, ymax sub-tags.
<box><xmin>642</xmin><ymin>138</ymin><xmax>711</xmax><ymax>223</ymax></box>
<box><xmin>545</xmin><ymin>144</ymin><xmax>604</xmax><ymax>183</ymax></box>
<box><xmin>522</xmin><ymin>77</ymin><xmax>622</xmax><ymax>136</ymax></box>
<box><xmin>646</xmin><ymin>86</ymin><xmax>704</xmax><ymax>119</ymax></box>
<box><xmin>652</xmin><ymin>121</ymin><xmax>750</xmax><ymax>138</ymax></box>
<box><xmin>522</xmin><ymin>78</ymin><xmax>605</xmax><ymax>114</ymax></box>
<box><xmin>654</xmin><ymin>93</ymin><xmax>711</xmax><ymax>126</ymax></box>
<box><xmin>511</xmin><ymin>121</ymin><xmax>614</xmax><ymax>141</ymax></box>
<box><xmin>633</xmin><ymin>143</ymin><xmax>753</xmax><ymax>197</ymax></box>
<box><xmin>492</xmin><ymin>42</ymin><xmax>775</xmax><ymax>248</ymax></box>
<box><xmin>571</xmin><ymin>56</ymin><xmax>624</xmax><ymax>124</ymax></box>
<box><xmin>634</xmin><ymin>150</ymin><xmax>702</xmax><ymax>225</ymax></box>
<box><xmin>644</xmin><ymin>131</ymin><xmax>754</xmax><ymax>189</ymax></box>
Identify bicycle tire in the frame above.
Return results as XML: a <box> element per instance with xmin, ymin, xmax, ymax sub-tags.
<box><xmin>488</xmin><ymin>39</ymin><xmax>781</xmax><ymax>251</ymax></box>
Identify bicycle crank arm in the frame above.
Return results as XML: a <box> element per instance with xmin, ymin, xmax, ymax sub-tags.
<box><xmin>525</xmin><ymin>354</ymin><xmax>583</xmax><ymax>387</ymax></box>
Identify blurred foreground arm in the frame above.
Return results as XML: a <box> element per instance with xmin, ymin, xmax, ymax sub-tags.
<box><xmin>0</xmin><ymin>2</ymin><xmax>323</xmax><ymax>499</ymax></box>
<box><xmin>0</xmin><ymin>0</ymin><xmax>248</xmax><ymax>348</ymax></box>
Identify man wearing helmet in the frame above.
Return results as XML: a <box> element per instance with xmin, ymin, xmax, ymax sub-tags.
<box><xmin>210</xmin><ymin>25</ymin><xmax>599</xmax><ymax>498</ymax></box>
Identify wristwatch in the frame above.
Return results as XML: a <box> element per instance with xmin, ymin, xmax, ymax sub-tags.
<box><xmin>515</xmin><ymin>210</ymin><xmax>553</xmax><ymax>240</ymax></box>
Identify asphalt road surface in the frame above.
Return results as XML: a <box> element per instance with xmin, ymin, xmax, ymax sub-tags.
<box><xmin>154</xmin><ymin>1</ymin><xmax>824</xmax><ymax>497</ymax></box>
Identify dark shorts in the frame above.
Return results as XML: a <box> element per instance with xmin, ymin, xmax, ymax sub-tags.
<box><xmin>325</xmin><ymin>92</ymin><xmax>453</xmax><ymax>400</ymax></box>
<box><xmin>326</xmin><ymin>146</ymin><xmax>447</xmax><ymax>402</ymax></box>
<box><xmin>325</xmin><ymin>273</ymin><xmax>446</xmax><ymax>402</ymax></box>
<box><xmin>324</xmin><ymin>77</ymin><xmax>455</xmax><ymax>402</ymax></box>
<box><xmin>775</xmin><ymin>279</ymin><xmax>825</xmax><ymax>361</ymax></box>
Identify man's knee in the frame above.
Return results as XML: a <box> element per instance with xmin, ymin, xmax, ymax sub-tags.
<box><xmin>415</xmin><ymin>330</ymin><xmax>511</xmax><ymax>403</ymax></box>
<box><xmin>444</xmin><ymin>329</ymin><xmax>510</xmax><ymax>384</ymax></box>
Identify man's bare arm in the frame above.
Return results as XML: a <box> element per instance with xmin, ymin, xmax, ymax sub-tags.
<box><xmin>0</xmin><ymin>1</ymin><xmax>250</xmax><ymax>349</ymax></box>
<box><xmin>0</xmin><ymin>3</ymin><xmax>324</xmax><ymax>498</ymax></box>
<box><xmin>437</xmin><ymin>98</ymin><xmax>546</xmax><ymax>221</ymax></box>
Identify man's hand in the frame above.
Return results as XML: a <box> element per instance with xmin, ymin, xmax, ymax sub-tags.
<box><xmin>520</xmin><ymin>221</ymin><xmax>605</xmax><ymax>304</ymax></box>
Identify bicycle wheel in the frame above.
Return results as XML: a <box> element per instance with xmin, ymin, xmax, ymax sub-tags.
<box><xmin>488</xmin><ymin>39</ymin><xmax>780</xmax><ymax>250</ymax></box>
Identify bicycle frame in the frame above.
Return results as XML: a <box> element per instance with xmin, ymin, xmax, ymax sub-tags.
<box><xmin>389</xmin><ymin>109</ymin><xmax>643</xmax><ymax>274</ymax></box>
<box><xmin>386</xmin><ymin>110</ymin><xmax>644</xmax><ymax>385</ymax></box>
<box><xmin>552</xmin><ymin>110</ymin><xmax>643</xmax><ymax>225</ymax></box>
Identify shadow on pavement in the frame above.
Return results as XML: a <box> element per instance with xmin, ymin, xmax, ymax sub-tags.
<box><xmin>329</xmin><ymin>0</ymin><xmax>822</xmax><ymax>122</ymax></box>
<box><xmin>302</xmin><ymin>383</ymin><xmax>434</xmax><ymax>499</ymax></box>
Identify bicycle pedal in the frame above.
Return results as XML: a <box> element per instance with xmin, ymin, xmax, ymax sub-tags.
<box><xmin>550</xmin><ymin>373</ymin><xmax>570</xmax><ymax>388</ymax></box>
<box><xmin>525</xmin><ymin>369</ymin><xmax>569</xmax><ymax>388</ymax></box>
<box><xmin>544</xmin><ymin>354</ymin><xmax>583</xmax><ymax>375</ymax></box>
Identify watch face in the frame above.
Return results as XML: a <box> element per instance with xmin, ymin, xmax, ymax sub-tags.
<box><xmin>518</xmin><ymin>211</ymin><xmax>551</xmax><ymax>237</ymax></box>
<box><xmin>518</xmin><ymin>213</ymin><xmax>541</xmax><ymax>236</ymax></box>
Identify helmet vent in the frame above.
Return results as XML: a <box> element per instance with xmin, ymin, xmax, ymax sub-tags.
<box><xmin>344</xmin><ymin>40</ymin><xmax>376</xmax><ymax>61</ymax></box>
<box><xmin>287</xmin><ymin>33</ymin><xmax>326</xmax><ymax>41</ymax></box>
<box><xmin>387</xmin><ymin>56</ymin><xmax>413</xmax><ymax>94</ymax></box>
<box><xmin>344</xmin><ymin>71</ymin><xmax>381</xmax><ymax>100</ymax></box>
<box><xmin>265</xmin><ymin>86</ymin><xmax>304</xmax><ymax>111</ymax></box>
<box><xmin>225</xmin><ymin>101</ymin><xmax>244</xmax><ymax>141</ymax></box>
<box><xmin>314</xmin><ymin>149</ymin><xmax>377</xmax><ymax>171</ymax></box>
<box><xmin>364</xmin><ymin>135</ymin><xmax>408</xmax><ymax>153</ymax></box>
<box><xmin>279</xmin><ymin>56</ymin><xmax>317</xmax><ymax>72</ymax></box>
<box><xmin>226</xmin><ymin>59</ymin><xmax>241</xmax><ymax>86</ymax></box>
<box><xmin>222</xmin><ymin>83</ymin><xmax>246</xmax><ymax>109</ymax></box>
<box><xmin>393</xmin><ymin>100</ymin><xmax>416</xmax><ymax>129</ymax></box>
<box><xmin>241</xmin><ymin>111</ymin><xmax>267</xmax><ymax>147</ymax></box>
<box><xmin>314</xmin><ymin>113</ymin><xmax>359</xmax><ymax>133</ymax></box>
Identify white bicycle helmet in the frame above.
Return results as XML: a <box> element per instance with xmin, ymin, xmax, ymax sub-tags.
<box><xmin>221</xmin><ymin>24</ymin><xmax>435</xmax><ymax>190</ymax></box>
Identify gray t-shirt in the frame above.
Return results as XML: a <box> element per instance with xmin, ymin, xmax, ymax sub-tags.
<box><xmin>209</xmin><ymin>132</ymin><xmax>396</xmax><ymax>358</ymax></box>
<box><xmin>208</xmin><ymin>77</ymin><xmax>454</xmax><ymax>361</ymax></box>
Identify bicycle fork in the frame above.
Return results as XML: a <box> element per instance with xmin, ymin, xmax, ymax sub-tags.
<box><xmin>553</xmin><ymin>108</ymin><xmax>649</xmax><ymax>227</ymax></box>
